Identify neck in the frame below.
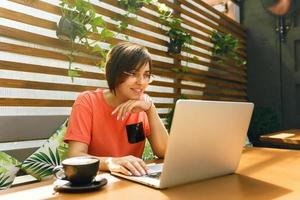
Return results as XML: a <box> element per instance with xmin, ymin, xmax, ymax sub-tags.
<box><xmin>104</xmin><ymin>89</ymin><xmax>127</xmax><ymax>108</ymax></box>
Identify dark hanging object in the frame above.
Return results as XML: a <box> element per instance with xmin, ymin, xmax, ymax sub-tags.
<box><xmin>56</xmin><ymin>16</ymin><xmax>75</xmax><ymax>41</ymax></box>
<box><xmin>167</xmin><ymin>38</ymin><xmax>183</xmax><ymax>54</ymax></box>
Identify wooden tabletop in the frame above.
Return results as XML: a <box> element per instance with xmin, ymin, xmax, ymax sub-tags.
<box><xmin>1</xmin><ymin>147</ymin><xmax>300</xmax><ymax>200</ymax></box>
<box><xmin>260</xmin><ymin>129</ymin><xmax>300</xmax><ymax>146</ymax></box>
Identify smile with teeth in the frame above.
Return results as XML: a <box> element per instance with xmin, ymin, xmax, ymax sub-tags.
<box><xmin>131</xmin><ymin>88</ymin><xmax>143</xmax><ymax>94</ymax></box>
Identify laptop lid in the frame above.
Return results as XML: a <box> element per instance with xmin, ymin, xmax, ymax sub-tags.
<box><xmin>159</xmin><ymin>100</ymin><xmax>254</xmax><ymax>188</ymax></box>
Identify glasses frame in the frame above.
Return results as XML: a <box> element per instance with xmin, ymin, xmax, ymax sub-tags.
<box><xmin>123</xmin><ymin>71</ymin><xmax>154</xmax><ymax>83</ymax></box>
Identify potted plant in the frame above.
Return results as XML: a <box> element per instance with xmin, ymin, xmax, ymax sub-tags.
<box><xmin>157</xmin><ymin>3</ymin><xmax>192</xmax><ymax>55</ymax></box>
<box><xmin>115</xmin><ymin>0</ymin><xmax>153</xmax><ymax>32</ymax></box>
<box><xmin>117</xmin><ymin>0</ymin><xmax>152</xmax><ymax>12</ymax></box>
<box><xmin>167</xmin><ymin>18</ymin><xmax>192</xmax><ymax>54</ymax></box>
<box><xmin>210</xmin><ymin>30</ymin><xmax>245</xmax><ymax>66</ymax></box>
<box><xmin>57</xmin><ymin>0</ymin><xmax>114</xmax><ymax>79</ymax></box>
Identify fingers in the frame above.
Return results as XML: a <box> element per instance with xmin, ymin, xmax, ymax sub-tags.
<box><xmin>122</xmin><ymin>161</ymin><xmax>143</xmax><ymax>176</ymax></box>
<box><xmin>137</xmin><ymin>159</ymin><xmax>149</xmax><ymax>174</ymax></box>
<box><xmin>111</xmin><ymin>156</ymin><xmax>148</xmax><ymax>176</ymax></box>
<box><xmin>119</xmin><ymin>101</ymin><xmax>133</xmax><ymax>120</ymax></box>
<box><xmin>111</xmin><ymin>101</ymin><xmax>130</xmax><ymax>120</ymax></box>
<box><xmin>111</xmin><ymin>104</ymin><xmax>121</xmax><ymax>117</ymax></box>
<box><xmin>112</xmin><ymin>165</ymin><xmax>132</xmax><ymax>176</ymax></box>
<box><xmin>111</xmin><ymin>96</ymin><xmax>153</xmax><ymax>120</ymax></box>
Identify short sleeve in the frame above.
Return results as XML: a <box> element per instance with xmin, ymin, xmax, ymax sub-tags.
<box><xmin>64</xmin><ymin>95</ymin><xmax>93</xmax><ymax>145</ymax></box>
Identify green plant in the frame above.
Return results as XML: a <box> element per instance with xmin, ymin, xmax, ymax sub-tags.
<box><xmin>57</xmin><ymin>0</ymin><xmax>114</xmax><ymax>79</ymax></box>
<box><xmin>22</xmin><ymin>148</ymin><xmax>61</xmax><ymax>180</ymax></box>
<box><xmin>21</xmin><ymin>120</ymin><xmax>68</xmax><ymax>180</ymax></box>
<box><xmin>142</xmin><ymin>139</ymin><xmax>155</xmax><ymax>160</ymax></box>
<box><xmin>157</xmin><ymin>3</ymin><xmax>192</xmax><ymax>55</ymax></box>
<box><xmin>0</xmin><ymin>174</ymin><xmax>12</xmax><ymax>189</ymax></box>
<box><xmin>115</xmin><ymin>0</ymin><xmax>153</xmax><ymax>32</ymax></box>
<box><xmin>210</xmin><ymin>30</ymin><xmax>245</xmax><ymax>66</ymax></box>
<box><xmin>248</xmin><ymin>106</ymin><xmax>280</xmax><ymax>146</ymax></box>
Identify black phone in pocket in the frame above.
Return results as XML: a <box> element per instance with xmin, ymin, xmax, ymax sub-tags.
<box><xmin>126</xmin><ymin>122</ymin><xmax>145</xmax><ymax>143</ymax></box>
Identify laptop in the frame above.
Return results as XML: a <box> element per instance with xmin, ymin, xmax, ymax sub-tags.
<box><xmin>111</xmin><ymin>100</ymin><xmax>254</xmax><ymax>189</ymax></box>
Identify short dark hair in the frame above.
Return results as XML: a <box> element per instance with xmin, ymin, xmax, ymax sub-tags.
<box><xmin>105</xmin><ymin>42</ymin><xmax>152</xmax><ymax>94</ymax></box>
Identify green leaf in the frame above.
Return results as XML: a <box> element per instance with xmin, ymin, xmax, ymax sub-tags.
<box><xmin>181</xmin><ymin>66</ymin><xmax>189</xmax><ymax>73</ymax></box>
<box><xmin>92</xmin><ymin>44</ymin><xmax>102</xmax><ymax>53</ymax></box>
<box><xmin>21</xmin><ymin>148</ymin><xmax>61</xmax><ymax>180</ymax></box>
<box><xmin>68</xmin><ymin>69</ymin><xmax>80</xmax><ymax>78</ymax></box>
<box><xmin>49</xmin><ymin>147</ymin><xmax>59</xmax><ymax>166</ymax></box>
<box><xmin>92</xmin><ymin>16</ymin><xmax>105</xmax><ymax>27</ymax></box>
<box><xmin>171</xmin><ymin>67</ymin><xmax>180</xmax><ymax>73</ymax></box>
<box><xmin>101</xmin><ymin>28</ymin><xmax>114</xmax><ymax>39</ymax></box>
<box><xmin>0</xmin><ymin>175</ymin><xmax>10</xmax><ymax>186</ymax></box>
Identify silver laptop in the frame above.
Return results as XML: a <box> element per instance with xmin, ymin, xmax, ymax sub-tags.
<box><xmin>111</xmin><ymin>100</ymin><xmax>254</xmax><ymax>189</ymax></box>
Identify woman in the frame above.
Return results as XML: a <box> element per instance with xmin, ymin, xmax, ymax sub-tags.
<box><xmin>64</xmin><ymin>42</ymin><xmax>169</xmax><ymax>176</ymax></box>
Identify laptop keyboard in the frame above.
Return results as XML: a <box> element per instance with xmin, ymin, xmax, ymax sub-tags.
<box><xmin>144</xmin><ymin>163</ymin><xmax>163</xmax><ymax>179</ymax></box>
<box><xmin>145</xmin><ymin>171</ymin><xmax>161</xmax><ymax>179</ymax></box>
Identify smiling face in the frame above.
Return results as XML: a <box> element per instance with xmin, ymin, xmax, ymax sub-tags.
<box><xmin>115</xmin><ymin>62</ymin><xmax>151</xmax><ymax>101</ymax></box>
<box><xmin>105</xmin><ymin>42</ymin><xmax>152</xmax><ymax>98</ymax></box>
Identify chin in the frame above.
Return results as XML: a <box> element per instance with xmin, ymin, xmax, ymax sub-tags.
<box><xmin>128</xmin><ymin>90</ymin><xmax>144</xmax><ymax>100</ymax></box>
<box><xmin>131</xmin><ymin>95</ymin><xmax>142</xmax><ymax>100</ymax></box>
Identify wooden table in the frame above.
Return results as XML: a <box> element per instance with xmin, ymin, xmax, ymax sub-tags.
<box><xmin>260</xmin><ymin>129</ymin><xmax>300</xmax><ymax>148</ymax></box>
<box><xmin>1</xmin><ymin>147</ymin><xmax>300</xmax><ymax>200</ymax></box>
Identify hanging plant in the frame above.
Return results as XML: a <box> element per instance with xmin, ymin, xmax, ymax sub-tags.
<box><xmin>157</xmin><ymin>3</ymin><xmax>192</xmax><ymax>55</ymax></box>
<box><xmin>115</xmin><ymin>0</ymin><xmax>153</xmax><ymax>32</ymax></box>
<box><xmin>57</xmin><ymin>0</ymin><xmax>114</xmax><ymax>79</ymax></box>
<box><xmin>210</xmin><ymin>30</ymin><xmax>246</xmax><ymax>66</ymax></box>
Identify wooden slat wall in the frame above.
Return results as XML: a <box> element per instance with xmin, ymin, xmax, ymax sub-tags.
<box><xmin>0</xmin><ymin>0</ymin><xmax>247</xmax><ymax>122</ymax></box>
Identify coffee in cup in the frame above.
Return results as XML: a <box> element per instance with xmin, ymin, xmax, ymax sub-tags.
<box><xmin>53</xmin><ymin>156</ymin><xmax>100</xmax><ymax>185</ymax></box>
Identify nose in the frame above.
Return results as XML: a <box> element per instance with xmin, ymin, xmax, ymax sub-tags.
<box><xmin>135</xmin><ymin>75</ymin><xmax>147</xmax><ymax>84</ymax></box>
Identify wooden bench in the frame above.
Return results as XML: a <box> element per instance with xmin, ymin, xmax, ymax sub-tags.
<box><xmin>260</xmin><ymin>129</ymin><xmax>300</xmax><ymax>149</ymax></box>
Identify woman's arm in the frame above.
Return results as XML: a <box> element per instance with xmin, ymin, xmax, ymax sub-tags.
<box><xmin>68</xmin><ymin>141</ymin><xmax>148</xmax><ymax>176</ymax></box>
<box><xmin>145</xmin><ymin>104</ymin><xmax>169</xmax><ymax>158</ymax></box>
<box><xmin>112</xmin><ymin>96</ymin><xmax>169</xmax><ymax>158</ymax></box>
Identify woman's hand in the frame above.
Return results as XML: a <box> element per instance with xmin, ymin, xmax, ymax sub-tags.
<box><xmin>106</xmin><ymin>155</ymin><xmax>148</xmax><ymax>176</ymax></box>
<box><xmin>111</xmin><ymin>94</ymin><xmax>152</xmax><ymax>120</ymax></box>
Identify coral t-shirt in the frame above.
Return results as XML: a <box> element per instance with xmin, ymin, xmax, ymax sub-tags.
<box><xmin>64</xmin><ymin>89</ymin><xmax>151</xmax><ymax>158</ymax></box>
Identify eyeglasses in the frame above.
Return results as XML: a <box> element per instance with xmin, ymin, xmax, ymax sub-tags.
<box><xmin>123</xmin><ymin>71</ymin><xmax>154</xmax><ymax>83</ymax></box>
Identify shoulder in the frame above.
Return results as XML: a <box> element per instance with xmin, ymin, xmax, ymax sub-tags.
<box><xmin>74</xmin><ymin>88</ymin><xmax>104</xmax><ymax>106</ymax></box>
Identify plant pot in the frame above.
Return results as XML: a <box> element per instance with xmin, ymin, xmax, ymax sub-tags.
<box><xmin>56</xmin><ymin>16</ymin><xmax>75</xmax><ymax>41</ymax></box>
<box><xmin>167</xmin><ymin>38</ymin><xmax>183</xmax><ymax>54</ymax></box>
<box><xmin>118</xmin><ymin>0</ymin><xmax>144</xmax><ymax>11</ymax></box>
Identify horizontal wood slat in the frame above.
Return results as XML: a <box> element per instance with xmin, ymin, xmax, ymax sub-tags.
<box><xmin>0</xmin><ymin>60</ymin><xmax>105</xmax><ymax>80</ymax></box>
<box><xmin>151</xmin><ymin>81</ymin><xmax>247</xmax><ymax>97</ymax></box>
<box><xmin>0</xmin><ymin>94</ymin><xmax>245</xmax><ymax>107</ymax></box>
<box><xmin>0</xmin><ymin>78</ymin><xmax>98</xmax><ymax>92</ymax></box>
<box><xmin>0</xmin><ymin>98</ymin><xmax>176</xmax><ymax>108</ymax></box>
<box><xmin>0</xmin><ymin>98</ymin><xmax>74</xmax><ymax>107</ymax></box>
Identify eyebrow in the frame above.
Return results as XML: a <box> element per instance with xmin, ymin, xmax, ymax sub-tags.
<box><xmin>131</xmin><ymin>69</ymin><xmax>151</xmax><ymax>74</ymax></box>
